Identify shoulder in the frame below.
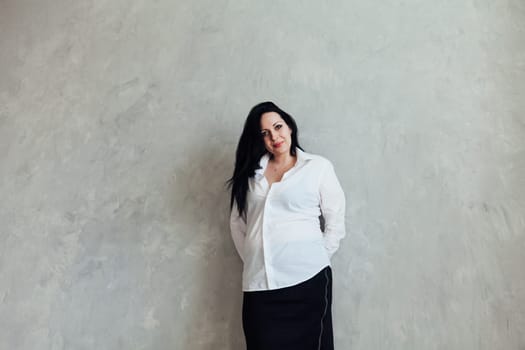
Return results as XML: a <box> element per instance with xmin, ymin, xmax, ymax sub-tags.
<box><xmin>301</xmin><ymin>151</ymin><xmax>334</xmax><ymax>172</ymax></box>
<box><xmin>302</xmin><ymin>150</ymin><xmax>332</xmax><ymax>165</ymax></box>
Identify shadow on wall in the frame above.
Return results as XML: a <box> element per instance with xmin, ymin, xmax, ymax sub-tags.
<box><xmin>167</xmin><ymin>131</ymin><xmax>245</xmax><ymax>349</ymax></box>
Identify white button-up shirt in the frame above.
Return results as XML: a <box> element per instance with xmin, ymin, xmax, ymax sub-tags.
<box><xmin>229</xmin><ymin>148</ymin><xmax>346</xmax><ymax>291</ymax></box>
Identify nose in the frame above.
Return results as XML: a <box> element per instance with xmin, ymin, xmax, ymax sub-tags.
<box><xmin>269</xmin><ymin>130</ymin><xmax>278</xmax><ymax>141</ymax></box>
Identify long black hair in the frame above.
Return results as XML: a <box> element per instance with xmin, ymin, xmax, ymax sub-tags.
<box><xmin>226</xmin><ymin>101</ymin><xmax>304</xmax><ymax>218</ymax></box>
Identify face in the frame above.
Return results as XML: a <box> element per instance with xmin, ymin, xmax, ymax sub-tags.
<box><xmin>260</xmin><ymin>112</ymin><xmax>293</xmax><ymax>156</ymax></box>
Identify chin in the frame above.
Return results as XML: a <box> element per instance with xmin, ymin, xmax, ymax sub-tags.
<box><xmin>274</xmin><ymin>146</ymin><xmax>289</xmax><ymax>154</ymax></box>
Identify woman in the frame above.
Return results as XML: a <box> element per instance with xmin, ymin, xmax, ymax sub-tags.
<box><xmin>226</xmin><ymin>101</ymin><xmax>346</xmax><ymax>350</ymax></box>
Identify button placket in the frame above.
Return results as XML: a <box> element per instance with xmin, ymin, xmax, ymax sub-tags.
<box><xmin>261</xmin><ymin>181</ymin><xmax>278</xmax><ymax>289</ymax></box>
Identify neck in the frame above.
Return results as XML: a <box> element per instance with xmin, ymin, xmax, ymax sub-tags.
<box><xmin>270</xmin><ymin>152</ymin><xmax>295</xmax><ymax>166</ymax></box>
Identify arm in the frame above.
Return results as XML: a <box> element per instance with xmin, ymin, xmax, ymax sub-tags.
<box><xmin>229</xmin><ymin>200</ymin><xmax>247</xmax><ymax>262</ymax></box>
<box><xmin>319</xmin><ymin>160</ymin><xmax>346</xmax><ymax>259</ymax></box>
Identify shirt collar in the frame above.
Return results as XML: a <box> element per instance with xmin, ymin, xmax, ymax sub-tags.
<box><xmin>254</xmin><ymin>148</ymin><xmax>314</xmax><ymax>179</ymax></box>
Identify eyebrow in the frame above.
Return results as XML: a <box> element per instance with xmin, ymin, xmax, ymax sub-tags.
<box><xmin>260</xmin><ymin>122</ymin><xmax>282</xmax><ymax>131</ymax></box>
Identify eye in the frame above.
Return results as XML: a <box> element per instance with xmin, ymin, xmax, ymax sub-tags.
<box><xmin>275</xmin><ymin>124</ymin><xmax>282</xmax><ymax>130</ymax></box>
<box><xmin>261</xmin><ymin>131</ymin><xmax>268</xmax><ymax>137</ymax></box>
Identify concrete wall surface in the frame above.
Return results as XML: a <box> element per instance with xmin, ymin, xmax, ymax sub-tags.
<box><xmin>0</xmin><ymin>0</ymin><xmax>524</xmax><ymax>349</ymax></box>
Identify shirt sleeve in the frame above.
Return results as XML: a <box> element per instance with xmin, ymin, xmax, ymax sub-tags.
<box><xmin>229</xmin><ymin>200</ymin><xmax>247</xmax><ymax>262</ymax></box>
<box><xmin>319</xmin><ymin>160</ymin><xmax>346</xmax><ymax>259</ymax></box>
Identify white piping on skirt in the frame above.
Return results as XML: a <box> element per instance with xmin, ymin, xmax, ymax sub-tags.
<box><xmin>317</xmin><ymin>268</ymin><xmax>330</xmax><ymax>350</ymax></box>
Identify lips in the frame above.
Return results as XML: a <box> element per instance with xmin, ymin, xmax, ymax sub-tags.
<box><xmin>273</xmin><ymin>142</ymin><xmax>284</xmax><ymax>148</ymax></box>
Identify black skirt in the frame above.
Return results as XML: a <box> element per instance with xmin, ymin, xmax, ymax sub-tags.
<box><xmin>242</xmin><ymin>266</ymin><xmax>333</xmax><ymax>350</ymax></box>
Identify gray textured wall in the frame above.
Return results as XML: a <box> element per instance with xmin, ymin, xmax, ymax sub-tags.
<box><xmin>1</xmin><ymin>1</ymin><xmax>524</xmax><ymax>349</ymax></box>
